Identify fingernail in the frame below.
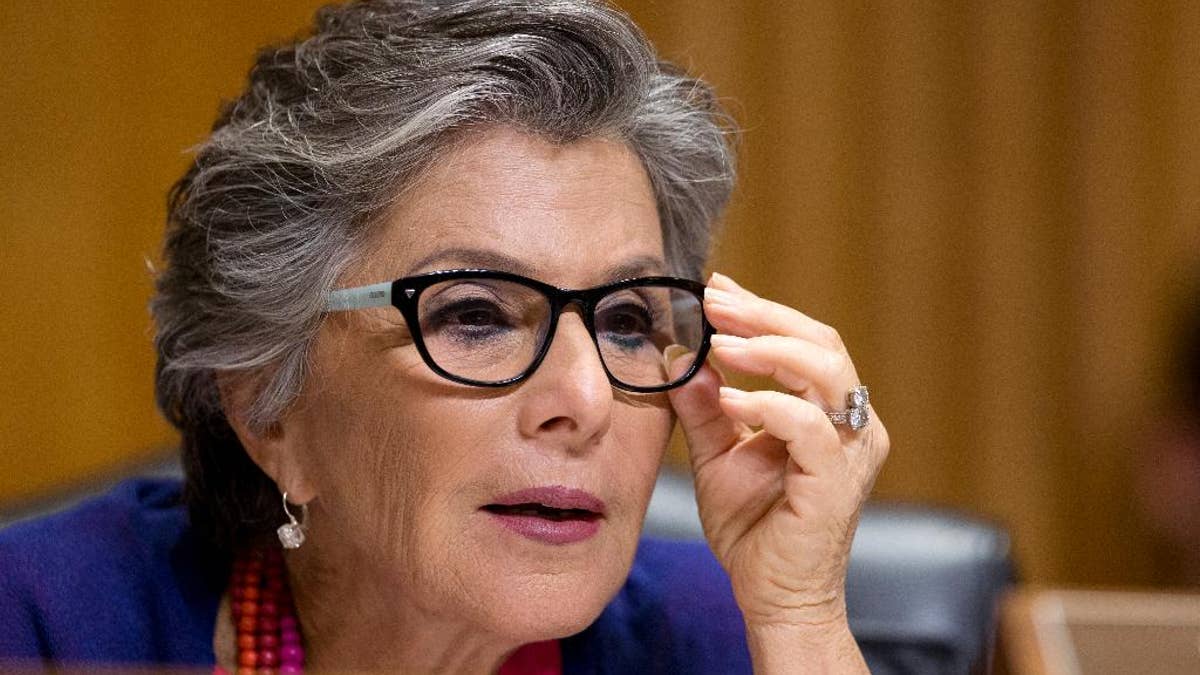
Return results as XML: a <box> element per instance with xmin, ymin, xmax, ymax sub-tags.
<box><xmin>705</xmin><ymin>288</ymin><xmax>737</xmax><ymax>305</ymax></box>
<box><xmin>710</xmin><ymin>334</ymin><xmax>749</xmax><ymax>349</ymax></box>
<box><xmin>710</xmin><ymin>272</ymin><xmax>747</xmax><ymax>292</ymax></box>
<box><xmin>719</xmin><ymin>386</ymin><xmax>748</xmax><ymax>400</ymax></box>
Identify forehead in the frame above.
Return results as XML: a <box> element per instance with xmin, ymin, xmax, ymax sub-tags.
<box><xmin>354</xmin><ymin>127</ymin><xmax>666</xmax><ymax>287</ymax></box>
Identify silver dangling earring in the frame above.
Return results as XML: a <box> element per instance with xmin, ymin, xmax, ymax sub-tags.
<box><xmin>277</xmin><ymin>492</ymin><xmax>308</xmax><ymax>549</ymax></box>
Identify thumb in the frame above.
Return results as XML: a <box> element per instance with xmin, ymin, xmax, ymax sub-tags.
<box><xmin>666</xmin><ymin>348</ymin><xmax>747</xmax><ymax>472</ymax></box>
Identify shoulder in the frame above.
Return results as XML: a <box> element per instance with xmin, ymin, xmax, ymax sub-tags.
<box><xmin>562</xmin><ymin>538</ymin><xmax>751</xmax><ymax>675</ymax></box>
<box><xmin>0</xmin><ymin>478</ymin><xmax>187</xmax><ymax>561</ymax></box>
<box><xmin>0</xmin><ymin>478</ymin><xmax>222</xmax><ymax>664</ymax></box>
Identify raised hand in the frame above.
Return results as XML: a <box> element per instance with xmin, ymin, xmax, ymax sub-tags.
<box><xmin>667</xmin><ymin>272</ymin><xmax>889</xmax><ymax>672</ymax></box>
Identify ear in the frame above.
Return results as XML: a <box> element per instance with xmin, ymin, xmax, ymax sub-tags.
<box><xmin>216</xmin><ymin>371</ymin><xmax>320</xmax><ymax>505</ymax></box>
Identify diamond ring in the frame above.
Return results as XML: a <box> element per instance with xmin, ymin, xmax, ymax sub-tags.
<box><xmin>827</xmin><ymin>385</ymin><xmax>870</xmax><ymax>431</ymax></box>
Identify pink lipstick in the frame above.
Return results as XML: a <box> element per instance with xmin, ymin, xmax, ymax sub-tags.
<box><xmin>484</xmin><ymin>486</ymin><xmax>606</xmax><ymax>545</ymax></box>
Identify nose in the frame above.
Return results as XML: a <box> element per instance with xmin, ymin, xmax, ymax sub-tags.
<box><xmin>515</xmin><ymin>309</ymin><xmax>613</xmax><ymax>448</ymax></box>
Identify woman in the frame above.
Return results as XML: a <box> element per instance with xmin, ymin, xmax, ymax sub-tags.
<box><xmin>0</xmin><ymin>1</ymin><xmax>888</xmax><ymax>672</ymax></box>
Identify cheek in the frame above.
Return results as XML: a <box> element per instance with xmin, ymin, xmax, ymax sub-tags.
<box><xmin>296</xmin><ymin>350</ymin><xmax>474</xmax><ymax>571</ymax></box>
<box><xmin>612</xmin><ymin>399</ymin><xmax>674</xmax><ymax>507</ymax></box>
<box><xmin>303</xmin><ymin>404</ymin><xmax>425</xmax><ymax>551</ymax></box>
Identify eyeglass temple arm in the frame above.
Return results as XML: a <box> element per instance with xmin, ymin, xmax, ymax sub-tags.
<box><xmin>327</xmin><ymin>278</ymin><xmax>704</xmax><ymax>313</ymax></box>
<box><xmin>325</xmin><ymin>281</ymin><xmax>394</xmax><ymax>312</ymax></box>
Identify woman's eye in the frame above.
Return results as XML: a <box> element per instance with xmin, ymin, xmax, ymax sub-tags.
<box><xmin>456</xmin><ymin>307</ymin><xmax>498</xmax><ymax>326</ymax></box>
<box><xmin>606</xmin><ymin>311</ymin><xmax>649</xmax><ymax>334</ymax></box>
<box><xmin>426</xmin><ymin>299</ymin><xmax>512</xmax><ymax>335</ymax></box>
<box><xmin>598</xmin><ymin>303</ymin><xmax>654</xmax><ymax>347</ymax></box>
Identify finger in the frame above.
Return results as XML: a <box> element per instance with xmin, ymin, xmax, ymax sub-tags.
<box><xmin>708</xmin><ymin>333</ymin><xmax>858</xmax><ymax>407</ymax></box>
<box><xmin>666</xmin><ymin>350</ymin><xmax>751</xmax><ymax>473</ymax></box>
<box><xmin>705</xmin><ymin>274</ymin><xmax>843</xmax><ymax>351</ymax></box>
<box><xmin>716</xmin><ymin>387</ymin><xmax>843</xmax><ymax>477</ymax></box>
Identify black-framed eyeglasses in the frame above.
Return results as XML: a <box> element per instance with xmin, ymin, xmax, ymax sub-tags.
<box><xmin>325</xmin><ymin>269</ymin><xmax>712</xmax><ymax>393</ymax></box>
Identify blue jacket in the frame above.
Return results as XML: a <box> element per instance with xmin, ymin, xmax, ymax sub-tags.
<box><xmin>0</xmin><ymin>479</ymin><xmax>751</xmax><ymax>673</ymax></box>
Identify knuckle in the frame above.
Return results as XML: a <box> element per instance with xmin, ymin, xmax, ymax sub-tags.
<box><xmin>762</xmin><ymin>389</ymin><xmax>792</xmax><ymax>411</ymax></box>
<box><xmin>822</xmin><ymin>351</ymin><xmax>849</xmax><ymax>380</ymax></box>
<box><xmin>765</xmin><ymin>302</ymin><xmax>790</xmax><ymax>328</ymax></box>
<box><xmin>758</xmin><ymin>334</ymin><xmax>790</xmax><ymax>355</ymax></box>
<box><xmin>794</xmin><ymin>400</ymin><xmax>827</xmax><ymax>430</ymax></box>
<box><xmin>761</xmin><ymin>391</ymin><xmax>802</xmax><ymax>424</ymax></box>
<box><xmin>772</xmin><ymin>298</ymin><xmax>804</xmax><ymax>322</ymax></box>
<box><xmin>874</xmin><ymin>422</ymin><xmax>892</xmax><ymax>462</ymax></box>
<box><xmin>819</xmin><ymin>323</ymin><xmax>843</xmax><ymax>348</ymax></box>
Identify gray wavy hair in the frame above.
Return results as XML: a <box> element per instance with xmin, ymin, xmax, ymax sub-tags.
<box><xmin>153</xmin><ymin>0</ymin><xmax>736</xmax><ymax>550</ymax></box>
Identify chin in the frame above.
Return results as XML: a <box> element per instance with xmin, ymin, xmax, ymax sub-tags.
<box><xmin>462</xmin><ymin>539</ymin><xmax>636</xmax><ymax>643</ymax></box>
<box><xmin>486</xmin><ymin>573</ymin><xmax>621</xmax><ymax>642</ymax></box>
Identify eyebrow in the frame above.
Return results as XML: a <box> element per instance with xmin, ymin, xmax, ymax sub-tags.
<box><xmin>404</xmin><ymin>247</ymin><xmax>669</xmax><ymax>283</ymax></box>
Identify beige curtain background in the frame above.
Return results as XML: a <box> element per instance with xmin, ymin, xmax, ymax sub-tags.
<box><xmin>1</xmin><ymin>1</ymin><xmax>1196</xmax><ymax>587</ymax></box>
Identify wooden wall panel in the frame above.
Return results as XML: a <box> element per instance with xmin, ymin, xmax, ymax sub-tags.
<box><xmin>2</xmin><ymin>1</ymin><xmax>1195</xmax><ymax>586</ymax></box>
<box><xmin>0</xmin><ymin>1</ymin><xmax>329</xmax><ymax>503</ymax></box>
<box><xmin>619</xmin><ymin>0</ymin><xmax>1198</xmax><ymax>585</ymax></box>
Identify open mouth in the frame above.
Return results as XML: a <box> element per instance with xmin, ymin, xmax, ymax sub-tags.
<box><xmin>482</xmin><ymin>503</ymin><xmax>601</xmax><ymax>522</ymax></box>
<box><xmin>483</xmin><ymin>487</ymin><xmax>606</xmax><ymax>544</ymax></box>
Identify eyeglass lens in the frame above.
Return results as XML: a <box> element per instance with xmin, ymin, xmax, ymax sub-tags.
<box><xmin>416</xmin><ymin>278</ymin><xmax>704</xmax><ymax>388</ymax></box>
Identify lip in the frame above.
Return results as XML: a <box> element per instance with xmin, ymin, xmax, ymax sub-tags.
<box><xmin>489</xmin><ymin>486</ymin><xmax>607</xmax><ymax>513</ymax></box>
<box><xmin>484</xmin><ymin>486</ymin><xmax>606</xmax><ymax>545</ymax></box>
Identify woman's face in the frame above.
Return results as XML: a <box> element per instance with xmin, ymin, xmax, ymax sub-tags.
<box><xmin>279</xmin><ymin>127</ymin><xmax>674</xmax><ymax>640</ymax></box>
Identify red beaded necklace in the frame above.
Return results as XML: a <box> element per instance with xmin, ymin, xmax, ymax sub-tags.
<box><xmin>213</xmin><ymin>546</ymin><xmax>562</xmax><ymax>675</ymax></box>
<box><xmin>214</xmin><ymin>546</ymin><xmax>304</xmax><ymax>675</ymax></box>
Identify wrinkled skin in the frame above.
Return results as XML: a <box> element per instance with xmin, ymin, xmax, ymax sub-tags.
<box><xmin>223</xmin><ymin>126</ymin><xmax>888</xmax><ymax>673</ymax></box>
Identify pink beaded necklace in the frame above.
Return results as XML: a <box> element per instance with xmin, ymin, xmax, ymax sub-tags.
<box><xmin>213</xmin><ymin>546</ymin><xmax>562</xmax><ymax>675</ymax></box>
<box><xmin>214</xmin><ymin>546</ymin><xmax>304</xmax><ymax>674</ymax></box>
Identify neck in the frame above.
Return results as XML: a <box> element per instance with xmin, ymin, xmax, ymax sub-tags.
<box><xmin>283</xmin><ymin>542</ymin><xmax>519</xmax><ymax>675</ymax></box>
